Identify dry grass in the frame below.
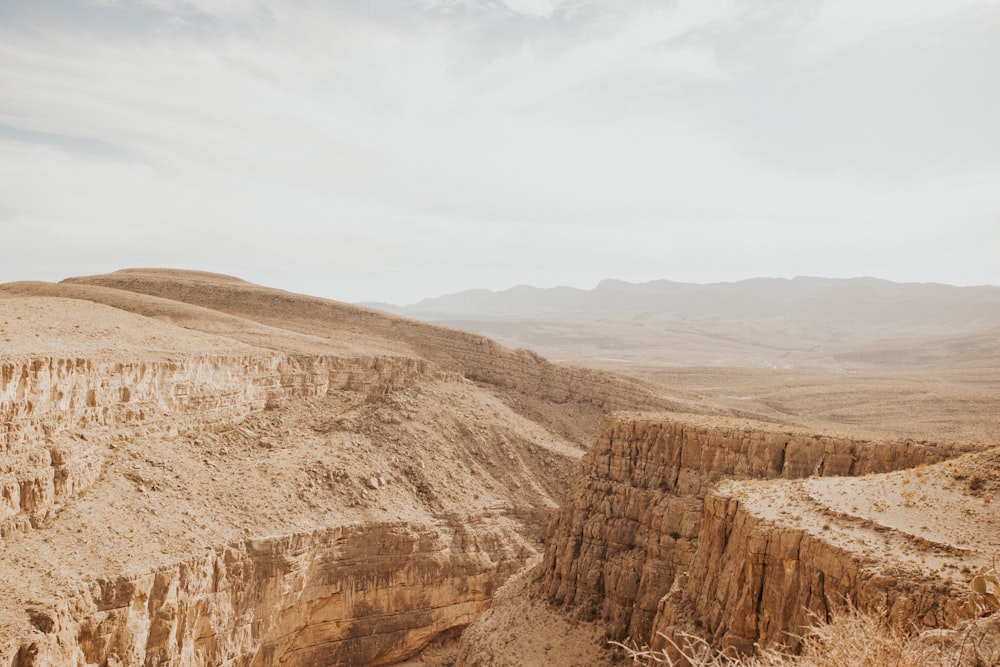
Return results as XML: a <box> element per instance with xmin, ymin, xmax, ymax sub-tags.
<box><xmin>613</xmin><ymin>609</ymin><xmax>998</xmax><ymax>667</ymax></box>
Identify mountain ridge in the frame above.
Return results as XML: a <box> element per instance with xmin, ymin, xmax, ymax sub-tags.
<box><xmin>369</xmin><ymin>276</ymin><xmax>1000</xmax><ymax>332</ymax></box>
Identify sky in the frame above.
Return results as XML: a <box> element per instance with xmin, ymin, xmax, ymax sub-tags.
<box><xmin>1</xmin><ymin>0</ymin><xmax>998</xmax><ymax>305</ymax></box>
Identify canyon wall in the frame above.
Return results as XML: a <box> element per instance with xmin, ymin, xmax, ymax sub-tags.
<box><xmin>57</xmin><ymin>274</ymin><xmax>679</xmax><ymax>415</ymax></box>
<box><xmin>14</xmin><ymin>518</ymin><xmax>530</xmax><ymax>667</ymax></box>
<box><xmin>2</xmin><ymin>353</ymin><xmax>431</xmax><ymax>449</ymax></box>
<box><xmin>0</xmin><ymin>349</ymin><xmax>551</xmax><ymax>666</ymax></box>
<box><xmin>0</xmin><ymin>334</ymin><xmax>579</xmax><ymax>666</ymax></box>
<box><xmin>406</xmin><ymin>331</ymin><xmax>676</xmax><ymax>414</ymax></box>
<box><xmin>2</xmin><ymin>275</ymin><xmax>678</xmax><ymax>667</ymax></box>
<box><xmin>0</xmin><ymin>353</ymin><xmax>431</xmax><ymax>540</ymax></box>
<box><xmin>651</xmin><ymin>489</ymin><xmax>973</xmax><ymax>654</ymax></box>
<box><xmin>541</xmin><ymin>414</ymin><xmax>973</xmax><ymax>646</ymax></box>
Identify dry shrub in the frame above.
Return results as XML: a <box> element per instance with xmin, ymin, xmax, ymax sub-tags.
<box><xmin>778</xmin><ymin>612</ymin><xmax>941</xmax><ymax>667</ymax></box>
<box><xmin>612</xmin><ymin>609</ymin><xmax>993</xmax><ymax>667</ymax></box>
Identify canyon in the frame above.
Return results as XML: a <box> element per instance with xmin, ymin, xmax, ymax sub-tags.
<box><xmin>2</xmin><ymin>269</ymin><xmax>998</xmax><ymax>666</ymax></box>
<box><xmin>0</xmin><ymin>269</ymin><xmax>679</xmax><ymax>666</ymax></box>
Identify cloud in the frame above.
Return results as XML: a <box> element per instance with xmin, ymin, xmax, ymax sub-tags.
<box><xmin>499</xmin><ymin>0</ymin><xmax>576</xmax><ymax>18</ymax></box>
<box><xmin>0</xmin><ymin>0</ymin><xmax>997</xmax><ymax>302</ymax></box>
<box><xmin>794</xmin><ymin>0</ymin><xmax>999</xmax><ymax>56</ymax></box>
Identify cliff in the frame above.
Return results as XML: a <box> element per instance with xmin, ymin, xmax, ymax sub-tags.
<box><xmin>58</xmin><ymin>270</ymin><xmax>684</xmax><ymax>417</ymax></box>
<box><xmin>1</xmin><ymin>274</ymin><xmax>682</xmax><ymax>666</ymax></box>
<box><xmin>651</xmin><ymin>480</ymin><xmax>977</xmax><ymax>654</ymax></box>
<box><xmin>7</xmin><ymin>270</ymin><xmax>994</xmax><ymax>666</ymax></box>
<box><xmin>13</xmin><ymin>519</ymin><xmax>529</xmax><ymax>667</ymax></box>
<box><xmin>1</xmin><ymin>352</ymin><xmax>430</xmax><ymax>541</ymax></box>
<box><xmin>540</xmin><ymin>412</ymin><xmax>987</xmax><ymax>651</ymax></box>
<box><xmin>0</xmin><ymin>347</ymin><xmax>503</xmax><ymax>666</ymax></box>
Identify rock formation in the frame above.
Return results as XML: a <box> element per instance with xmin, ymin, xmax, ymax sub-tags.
<box><xmin>14</xmin><ymin>521</ymin><xmax>528</xmax><ymax>667</ymax></box>
<box><xmin>0</xmin><ymin>270</ymin><xmax>679</xmax><ymax>666</ymax></box>
<box><xmin>1</xmin><ymin>353</ymin><xmax>429</xmax><ymax>541</ymax></box>
<box><xmin>538</xmin><ymin>411</ymin><xmax>996</xmax><ymax>657</ymax></box>
<box><xmin>4</xmin><ymin>270</ymin><xmax>997</xmax><ymax>666</ymax></box>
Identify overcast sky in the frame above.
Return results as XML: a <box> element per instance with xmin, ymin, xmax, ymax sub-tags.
<box><xmin>1</xmin><ymin>0</ymin><xmax>998</xmax><ymax>304</ymax></box>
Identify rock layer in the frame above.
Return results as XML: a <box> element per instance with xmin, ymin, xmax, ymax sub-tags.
<box><xmin>2</xmin><ymin>272</ymin><xmax>646</xmax><ymax>667</ymax></box>
<box><xmin>1</xmin><ymin>354</ymin><xmax>431</xmax><ymax>540</ymax></box>
<box><xmin>651</xmin><ymin>487</ymin><xmax>974</xmax><ymax>654</ymax></box>
<box><xmin>59</xmin><ymin>271</ymin><xmax>678</xmax><ymax>417</ymax></box>
<box><xmin>14</xmin><ymin>518</ymin><xmax>529</xmax><ymax>667</ymax></box>
<box><xmin>0</xmin><ymin>344</ymin><xmax>546</xmax><ymax>666</ymax></box>
<box><xmin>540</xmin><ymin>413</ymin><xmax>975</xmax><ymax>645</ymax></box>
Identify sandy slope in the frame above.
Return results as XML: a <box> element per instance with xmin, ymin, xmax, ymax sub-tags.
<box><xmin>0</xmin><ymin>295</ymin><xmax>262</xmax><ymax>360</ymax></box>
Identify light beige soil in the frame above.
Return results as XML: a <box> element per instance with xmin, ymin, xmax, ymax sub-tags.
<box><xmin>800</xmin><ymin>447</ymin><xmax>1000</xmax><ymax>578</ymax></box>
<box><xmin>440</xmin><ymin>302</ymin><xmax>1000</xmax><ymax>665</ymax></box>
<box><xmin>424</xmin><ymin>307</ymin><xmax>1000</xmax><ymax>445</ymax></box>
<box><xmin>455</xmin><ymin>558</ymin><xmax>621</xmax><ymax>667</ymax></box>
<box><xmin>615</xmin><ymin>365</ymin><xmax>1000</xmax><ymax>445</ymax></box>
<box><xmin>0</xmin><ymin>295</ymin><xmax>262</xmax><ymax>360</ymax></box>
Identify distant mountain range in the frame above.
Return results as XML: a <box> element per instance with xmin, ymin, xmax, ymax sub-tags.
<box><xmin>364</xmin><ymin>277</ymin><xmax>1000</xmax><ymax>332</ymax></box>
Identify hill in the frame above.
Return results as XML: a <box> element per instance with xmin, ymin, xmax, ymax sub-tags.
<box><xmin>0</xmin><ymin>268</ymin><xmax>677</xmax><ymax>666</ymax></box>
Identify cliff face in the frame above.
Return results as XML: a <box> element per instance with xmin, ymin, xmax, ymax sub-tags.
<box><xmin>57</xmin><ymin>272</ymin><xmax>680</xmax><ymax>417</ymax></box>
<box><xmin>2</xmin><ymin>270</ymin><xmax>643</xmax><ymax>667</ymax></box>
<box><xmin>4</xmin><ymin>349</ymin><xmax>525</xmax><ymax>667</ymax></box>
<box><xmin>651</xmin><ymin>489</ymin><xmax>973</xmax><ymax>654</ymax></box>
<box><xmin>540</xmin><ymin>414</ymin><xmax>974</xmax><ymax>646</ymax></box>
<box><xmin>2</xmin><ymin>353</ymin><xmax>430</xmax><ymax>448</ymax></box>
<box><xmin>12</xmin><ymin>270</ymin><xmax>991</xmax><ymax>666</ymax></box>
<box><xmin>1</xmin><ymin>342</ymin><xmax>564</xmax><ymax>667</ymax></box>
<box><xmin>1</xmin><ymin>353</ymin><xmax>430</xmax><ymax>540</ymax></box>
<box><xmin>14</xmin><ymin>519</ymin><xmax>529</xmax><ymax>667</ymax></box>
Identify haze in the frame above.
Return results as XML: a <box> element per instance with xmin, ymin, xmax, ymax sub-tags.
<box><xmin>1</xmin><ymin>0</ymin><xmax>998</xmax><ymax>304</ymax></box>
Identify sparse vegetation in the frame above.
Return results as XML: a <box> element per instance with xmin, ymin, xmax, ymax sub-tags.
<box><xmin>967</xmin><ymin>475</ymin><xmax>987</xmax><ymax>493</ymax></box>
<box><xmin>611</xmin><ymin>608</ymin><xmax>995</xmax><ymax>667</ymax></box>
<box><xmin>969</xmin><ymin>566</ymin><xmax>1000</xmax><ymax>614</ymax></box>
<box><xmin>613</xmin><ymin>564</ymin><xmax>1000</xmax><ymax>667</ymax></box>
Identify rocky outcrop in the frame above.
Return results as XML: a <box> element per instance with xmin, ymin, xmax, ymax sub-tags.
<box><xmin>0</xmin><ymin>327</ymin><xmax>589</xmax><ymax>666</ymax></box>
<box><xmin>60</xmin><ymin>272</ymin><xmax>679</xmax><ymax>416</ymax></box>
<box><xmin>14</xmin><ymin>518</ymin><xmax>530</xmax><ymax>667</ymax></box>
<box><xmin>540</xmin><ymin>413</ymin><xmax>974</xmax><ymax>645</ymax></box>
<box><xmin>651</xmin><ymin>488</ymin><xmax>974</xmax><ymax>654</ymax></box>
<box><xmin>1</xmin><ymin>354</ymin><xmax>431</xmax><ymax>540</ymax></box>
<box><xmin>415</xmin><ymin>333</ymin><xmax>674</xmax><ymax>414</ymax></box>
<box><xmin>0</xmin><ymin>343</ymin><xmax>546</xmax><ymax>667</ymax></box>
<box><xmin>2</xmin><ymin>354</ymin><xmax>431</xmax><ymax>447</ymax></box>
<box><xmin>2</xmin><ymin>271</ymin><xmax>691</xmax><ymax>667</ymax></box>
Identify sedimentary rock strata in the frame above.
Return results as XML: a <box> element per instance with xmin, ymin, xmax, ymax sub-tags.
<box><xmin>0</xmin><ymin>271</ymin><xmax>680</xmax><ymax>666</ymax></box>
<box><xmin>540</xmin><ymin>412</ymin><xmax>985</xmax><ymax>649</ymax></box>
<box><xmin>5</xmin><ymin>270</ymin><xmax>996</xmax><ymax>666</ymax></box>
<box><xmin>652</xmin><ymin>483</ymin><xmax>976</xmax><ymax>653</ymax></box>
<box><xmin>13</xmin><ymin>520</ymin><xmax>529</xmax><ymax>667</ymax></box>
<box><xmin>1</xmin><ymin>352</ymin><xmax>431</xmax><ymax>541</ymax></box>
<box><xmin>59</xmin><ymin>270</ymin><xmax>681</xmax><ymax>418</ymax></box>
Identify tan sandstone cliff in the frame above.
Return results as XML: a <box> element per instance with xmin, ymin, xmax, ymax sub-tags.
<box><xmin>0</xmin><ymin>272</ymin><xmax>681</xmax><ymax>667</ymax></box>
<box><xmin>1</xmin><ymin>352</ymin><xmax>430</xmax><ymax>540</ymax></box>
<box><xmin>0</xmin><ymin>343</ymin><xmax>520</xmax><ymax>666</ymax></box>
<box><xmin>539</xmin><ymin>412</ymin><xmax>989</xmax><ymax>653</ymax></box>
<box><xmin>13</xmin><ymin>520</ymin><xmax>529</xmax><ymax>667</ymax></box>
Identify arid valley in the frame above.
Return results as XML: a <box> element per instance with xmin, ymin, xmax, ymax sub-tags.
<box><xmin>4</xmin><ymin>0</ymin><xmax>999</xmax><ymax>664</ymax></box>
<box><xmin>1</xmin><ymin>269</ymin><xmax>998</xmax><ymax>666</ymax></box>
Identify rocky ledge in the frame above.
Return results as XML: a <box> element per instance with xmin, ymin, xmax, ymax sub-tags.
<box><xmin>540</xmin><ymin>412</ymin><xmax>990</xmax><ymax>651</ymax></box>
